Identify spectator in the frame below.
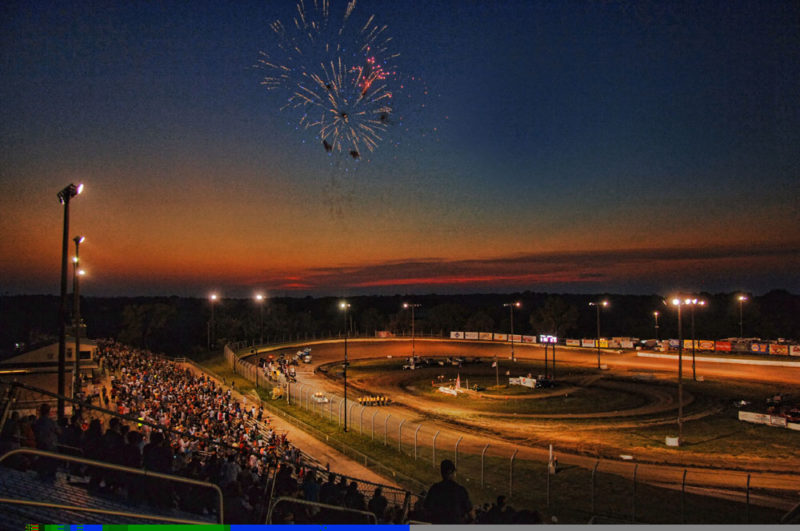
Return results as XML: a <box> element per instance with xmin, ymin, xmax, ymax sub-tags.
<box><xmin>423</xmin><ymin>459</ymin><xmax>472</xmax><ymax>524</ymax></box>
<box><xmin>302</xmin><ymin>469</ymin><xmax>320</xmax><ymax>502</ymax></box>
<box><xmin>220</xmin><ymin>453</ymin><xmax>242</xmax><ymax>488</ymax></box>
<box><xmin>275</xmin><ymin>464</ymin><xmax>298</xmax><ymax>497</ymax></box>
<box><xmin>32</xmin><ymin>403</ymin><xmax>61</xmax><ymax>481</ymax></box>
<box><xmin>319</xmin><ymin>472</ymin><xmax>338</xmax><ymax>505</ymax></box>
<box><xmin>486</xmin><ymin>494</ymin><xmax>508</xmax><ymax>524</ymax></box>
<box><xmin>344</xmin><ymin>481</ymin><xmax>365</xmax><ymax>511</ymax></box>
<box><xmin>368</xmin><ymin>486</ymin><xmax>388</xmax><ymax>522</ymax></box>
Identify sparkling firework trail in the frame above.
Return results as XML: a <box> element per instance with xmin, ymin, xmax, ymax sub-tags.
<box><xmin>258</xmin><ymin>0</ymin><xmax>399</xmax><ymax>158</ymax></box>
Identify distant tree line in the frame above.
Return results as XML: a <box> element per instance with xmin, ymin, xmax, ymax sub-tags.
<box><xmin>1</xmin><ymin>290</ymin><xmax>797</xmax><ymax>358</ymax></box>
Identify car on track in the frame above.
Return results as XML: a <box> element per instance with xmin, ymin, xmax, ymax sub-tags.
<box><xmin>312</xmin><ymin>392</ymin><xmax>329</xmax><ymax>403</ymax></box>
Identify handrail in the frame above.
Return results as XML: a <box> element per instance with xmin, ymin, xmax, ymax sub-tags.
<box><xmin>265</xmin><ymin>495</ymin><xmax>378</xmax><ymax>524</ymax></box>
<box><xmin>0</xmin><ymin>448</ymin><xmax>224</xmax><ymax>524</ymax></box>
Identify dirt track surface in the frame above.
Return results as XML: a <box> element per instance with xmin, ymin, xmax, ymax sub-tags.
<box><xmin>248</xmin><ymin>338</ymin><xmax>800</xmax><ymax>505</ymax></box>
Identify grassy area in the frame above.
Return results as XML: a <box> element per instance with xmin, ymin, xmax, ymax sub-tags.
<box><xmin>196</xmin><ymin>353</ymin><xmax>785</xmax><ymax>524</ymax></box>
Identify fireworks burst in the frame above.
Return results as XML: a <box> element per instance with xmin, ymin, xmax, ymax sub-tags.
<box><xmin>258</xmin><ymin>0</ymin><xmax>399</xmax><ymax>159</ymax></box>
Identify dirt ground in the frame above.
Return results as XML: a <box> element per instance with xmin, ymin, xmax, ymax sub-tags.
<box><xmin>250</xmin><ymin>338</ymin><xmax>800</xmax><ymax>501</ymax></box>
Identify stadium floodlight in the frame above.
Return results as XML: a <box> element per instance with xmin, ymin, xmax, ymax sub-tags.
<box><xmin>57</xmin><ymin>183</ymin><xmax>84</xmax><ymax>420</ymax></box>
<box><xmin>588</xmin><ymin>300</ymin><xmax>609</xmax><ymax>369</ymax></box>
<box><xmin>503</xmin><ymin>301</ymin><xmax>521</xmax><ymax>361</ymax></box>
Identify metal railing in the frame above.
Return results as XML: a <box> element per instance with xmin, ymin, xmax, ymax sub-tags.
<box><xmin>266</xmin><ymin>496</ymin><xmax>378</xmax><ymax>525</ymax></box>
<box><xmin>0</xmin><ymin>448</ymin><xmax>223</xmax><ymax>524</ymax></box>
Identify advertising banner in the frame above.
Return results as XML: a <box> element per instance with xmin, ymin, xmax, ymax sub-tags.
<box><xmin>699</xmin><ymin>340</ymin><xmax>715</xmax><ymax>351</ymax></box>
<box><xmin>509</xmin><ymin>334</ymin><xmax>523</xmax><ymax>342</ymax></box>
<box><xmin>582</xmin><ymin>339</ymin><xmax>595</xmax><ymax>348</ymax></box>
<box><xmin>539</xmin><ymin>335</ymin><xmax>557</xmax><ymax>344</ymax></box>
<box><xmin>751</xmin><ymin>343</ymin><xmax>769</xmax><ymax>354</ymax></box>
<box><xmin>599</xmin><ymin>339</ymin><xmax>609</xmax><ymax>348</ymax></box>
<box><xmin>518</xmin><ymin>377</ymin><xmax>536</xmax><ymax>388</ymax></box>
<box><xmin>668</xmin><ymin>339</ymin><xmax>680</xmax><ymax>349</ymax></box>
<box><xmin>770</xmin><ymin>344</ymin><xmax>789</xmax><ymax>355</ymax></box>
<box><xmin>608</xmin><ymin>340</ymin><xmax>621</xmax><ymax>349</ymax></box>
<box><xmin>465</xmin><ymin>332</ymin><xmax>479</xmax><ymax>340</ymax></box>
<box><xmin>769</xmin><ymin>416</ymin><xmax>788</xmax><ymax>427</ymax></box>
<box><xmin>522</xmin><ymin>335</ymin><xmax>537</xmax><ymax>344</ymax></box>
<box><xmin>790</xmin><ymin>345</ymin><xmax>800</xmax><ymax>357</ymax></box>
<box><xmin>716</xmin><ymin>341</ymin><xmax>732</xmax><ymax>352</ymax></box>
<box><xmin>479</xmin><ymin>332</ymin><xmax>492</xmax><ymax>341</ymax></box>
<box><xmin>566</xmin><ymin>339</ymin><xmax>581</xmax><ymax>347</ymax></box>
<box><xmin>493</xmin><ymin>333</ymin><xmax>508</xmax><ymax>341</ymax></box>
<box><xmin>508</xmin><ymin>377</ymin><xmax>521</xmax><ymax>385</ymax></box>
<box><xmin>683</xmin><ymin>340</ymin><xmax>695</xmax><ymax>350</ymax></box>
<box><xmin>438</xmin><ymin>387</ymin><xmax>457</xmax><ymax>396</ymax></box>
<box><xmin>621</xmin><ymin>340</ymin><xmax>634</xmax><ymax>349</ymax></box>
<box><xmin>450</xmin><ymin>331</ymin><xmax>464</xmax><ymax>339</ymax></box>
<box><xmin>739</xmin><ymin>411</ymin><xmax>770</xmax><ymax>425</ymax></box>
<box><xmin>375</xmin><ymin>331</ymin><xmax>394</xmax><ymax>338</ymax></box>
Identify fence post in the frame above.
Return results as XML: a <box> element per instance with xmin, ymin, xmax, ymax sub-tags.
<box><xmin>546</xmin><ymin>455</ymin><xmax>550</xmax><ymax>508</ymax></box>
<box><xmin>746</xmin><ymin>473</ymin><xmax>751</xmax><ymax>524</ymax></box>
<box><xmin>481</xmin><ymin>443</ymin><xmax>490</xmax><ymax>488</ymax></box>
<box><xmin>371</xmin><ymin>410</ymin><xmax>379</xmax><ymax>440</ymax></box>
<box><xmin>632</xmin><ymin>463</ymin><xmax>638</xmax><ymax>523</ymax></box>
<box><xmin>360</xmin><ymin>406</ymin><xmax>366</xmax><ymax>434</ymax></box>
<box><xmin>432</xmin><ymin>431</ymin><xmax>440</xmax><ymax>467</ymax></box>
<box><xmin>385</xmin><ymin>414</ymin><xmax>391</xmax><ymax>446</ymax></box>
<box><xmin>414</xmin><ymin>424</ymin><xmax>422</xmax><ymax>460</ymax></box>
<box><xmin>681</xmin><ymin>469</ymin><xmax>687</xmax><ymax>524</ymax></box>
<box><xmin>398</xmin><ymin>419</ymin><xmax>407</xmax><ymax>452</ymax></box>
<box><xmin>509</xmin><ymin>449</ymin><xmax>518</xmax><ymax>498</ymax></box>
<box><xmin>591</xmin><ymin>460</ymin><xmax>599</xmax><ymax>515</ymax></box>
<box><xmin>455</xmin><ymin>436</ymin><xmax>463</xmax><ymax>469</ymax></box>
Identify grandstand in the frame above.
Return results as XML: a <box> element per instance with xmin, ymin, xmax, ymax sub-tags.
<box><xmin>0</xmin><ymin>341</ymin><xmax>418</xmax><ymax>525</ymax></box>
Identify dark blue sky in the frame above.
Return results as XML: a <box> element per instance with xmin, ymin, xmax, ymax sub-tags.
<box><xmin>1</xmin><ymin>0</ymin><xmax>798</xmax><ymax>297</ymax></box>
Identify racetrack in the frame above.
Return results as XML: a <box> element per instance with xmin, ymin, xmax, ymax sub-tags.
<box><xmin>247</xmin><ymin>338</ymin><xmax>800</xmax><ymax>509</ymax></box>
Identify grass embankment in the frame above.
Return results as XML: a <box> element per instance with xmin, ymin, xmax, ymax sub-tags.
<box><xmin>195</xmin><ymin>353</ymin><xmax>784</xmax><ymax>524</ymax></box>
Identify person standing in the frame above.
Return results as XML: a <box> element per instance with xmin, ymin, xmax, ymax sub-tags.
<box><xmin>32</xmin><ymin>403</ymin><xmax>61</xmax><ymax>480</ymax></box>
<box><xmin>423</xmin><ymin>459</ymin><xmax>472</xmax><ymax>524</ymax></box>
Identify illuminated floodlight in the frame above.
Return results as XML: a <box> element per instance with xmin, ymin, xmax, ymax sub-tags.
<box><xmin>57</xmin><ymin>183</ymin><xmax>83</xmax><ymax>204</ymax></box>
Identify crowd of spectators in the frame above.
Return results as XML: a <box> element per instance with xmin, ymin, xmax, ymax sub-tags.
<box><xmin>0</xmin><ymin>341</ymin><xmax>543</xmax><ymax>524</ymax></box>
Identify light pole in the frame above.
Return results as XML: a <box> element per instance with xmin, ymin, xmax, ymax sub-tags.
<box><xmin>340</xmin><ymin>301</ymin><xmax>351</xmax><ymax>432</ymax></box>
<box><xmin>57</xmin><ymin>183</ymin><xmax>83</xmax><ymax>420</ymax></box>
<box><xmin>671</xmin><ymin>298</ymin><xmax>685</xmax><ymax>444</ymax></box>
<box><xmin>653</xmin><ymin>311</ymin><xmax>660</xmax><ymax>340</ymax></box>
<box><xmin>738</xmin><ymin>295</ymin><xmax>748</xmax><ymax>339</ymax></box>
<box><xmin>589</xmin><ymin>300</ymin><xmax>609</xmax><ymax>369</ymax></box>
<box><xmin>503</xmin><ymin>301</ymin><xmax>521</xmax><ymax>361</ymax></box>
<box><xmin>685</xmin><ymin>298</ymin><xmax>705</xmax><ymax>381</ymax></box>
<box><xmin>403</xmin><ymin>303</ymin><xmax>421</xmax><ymax>366</ymax></box>
<box><xmin>208</xmin><ymin>294</ymin><xmax>218</xmax><ymax>350</ymax></box>
<box><xmin>72</xmin><ymin>236</ymin><xmax>86</xmax><ymax>402</ymax></box>
<box><xmin>255</xmin><ymin>293</ymin><xmax>265</xmax><ymax>345</ymax></box>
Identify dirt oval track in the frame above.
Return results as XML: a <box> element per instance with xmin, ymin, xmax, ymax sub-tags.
<box><xmin>248</xmin><ymin>337</ymin><xmax>800</xmax><ymax>507</ymax></box>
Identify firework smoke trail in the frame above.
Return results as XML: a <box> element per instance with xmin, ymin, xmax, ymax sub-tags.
<box><xmin>258</xmin><ymin>0</ymin><xmax>399</xmax><ymax>158</ymax></box>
